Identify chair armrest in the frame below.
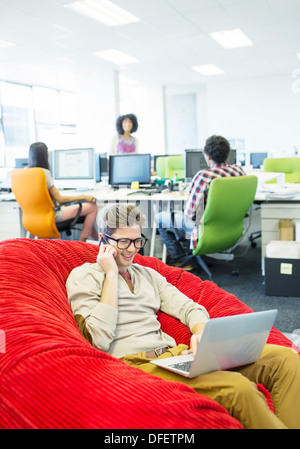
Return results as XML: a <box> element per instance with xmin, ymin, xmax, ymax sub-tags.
<box><xmin>68</xmin><ymin>201</ymin><xmax>83</xmax><ymax>226</ymax></box>
<box><xmin>53</xmin><ymin>200</ymin><xmax>83</xmax><ymax>226</ymax></box>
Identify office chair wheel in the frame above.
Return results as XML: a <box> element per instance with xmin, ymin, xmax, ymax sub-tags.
<box><xmin>232</xmin><ymin>266</ymin><xmax>239</xmax><ymax>276</ymax></box>
<box><xmin>249</xmin><ymin>231</ymin><xmax>261</xmax><ymax>248</ymax></box>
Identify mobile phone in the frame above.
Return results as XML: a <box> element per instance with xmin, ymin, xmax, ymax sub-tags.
<box><xmin>98</xmin><ymin>237</ymin><xmax>117</xmax><ymax>258</ymax></box>
<box><xmin>99</xmin><ymin>237</ymin><xmax>107</xmax><ymax>247</ymax></box>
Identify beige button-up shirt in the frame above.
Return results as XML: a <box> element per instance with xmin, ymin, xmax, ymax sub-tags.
<box><xmin>66</xmin><ymin>262</ymin><xmax>209</xmax><ymax>359</ymax></box>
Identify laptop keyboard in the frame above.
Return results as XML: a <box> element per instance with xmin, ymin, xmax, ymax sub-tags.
<box><xmin>170</xmin><ymin>360</ymin><xmax>193</xmax><ymax>372</ymax></box>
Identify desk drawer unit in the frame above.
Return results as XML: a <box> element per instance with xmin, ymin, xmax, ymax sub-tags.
<box><xmin>261</xmin><ymin>202</ymin><xmax>300</xmax><ymax>274</ymax></box>
<box><xmin>0</xmin><ymin>202</ymin><xmax>20</xmax><ymax>241</ymax></box>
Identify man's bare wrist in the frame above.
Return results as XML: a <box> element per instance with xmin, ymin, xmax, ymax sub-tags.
<box><xmin>105</xmin><ymin>270</ymin><xmax>118</xmax><ymax>280</ymax></box>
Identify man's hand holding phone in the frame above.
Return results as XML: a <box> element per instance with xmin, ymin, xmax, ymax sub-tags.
<box><xmin>97</xmin><ymin>238</ymin><xmax>119</xmax><ymax>308</ymax></box>
<box><xmin>97</xmin><ymin>239</ymin><xmax>118</xmax><ymax>276</ymax></box>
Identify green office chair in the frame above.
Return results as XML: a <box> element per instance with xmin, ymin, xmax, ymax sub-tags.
<box><xmin>155</xmin><ymin>155</ymin><xmax>185</xmax><ymax>180</ymax></box>
<box><xmin>165</xmin><ymin>155</ymin><xmax>185</xmax><ymax>179</ymax></box>
<box><xmin>263</xmin><ymin>157</ymin><xmax>300</xmax><ymax>183</ymax></box>
<box><xmin>175</xmin><ymin>175</ymin><xmax>258</xmax><ymax>281</ymax></box>
<box><xmin>155</xmin><ymin>156</ymin><xmax>168</xmax><ymax>178</ymax></box>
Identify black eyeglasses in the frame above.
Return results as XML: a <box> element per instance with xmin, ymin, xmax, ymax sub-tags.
<box><xmin>100</xmin><ymin>233</ymin><xmax>148</xmax><ymax>250</ymax></box>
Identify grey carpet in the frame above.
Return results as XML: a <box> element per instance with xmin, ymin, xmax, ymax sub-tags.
<box><xmin>191</xmin><ymin>240</ymin><xmax>300</xmax><ymax>335</ymax></box>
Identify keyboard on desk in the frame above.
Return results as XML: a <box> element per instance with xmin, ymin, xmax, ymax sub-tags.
<box><xmin>127</xmin><ymin>188</ymin><xmax>161</xmax><ymax>195</ymax></box>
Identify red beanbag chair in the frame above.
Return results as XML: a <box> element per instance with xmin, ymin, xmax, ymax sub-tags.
<box><xmin>0</xmin><ymin>239</ymin><xmax>294</xmax><ymax>429</ymax></box>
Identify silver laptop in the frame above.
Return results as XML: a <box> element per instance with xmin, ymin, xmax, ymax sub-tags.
<box><xmin>151</xmin><ymin>310</ymin><xmax>277</xmax><ymax>378</ymax></box>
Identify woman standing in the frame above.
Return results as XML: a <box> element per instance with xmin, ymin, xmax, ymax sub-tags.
<box><xmin>110</xmin><ymin>113</ymin><xmax>138</xmax><ymax>154</ymax></box>
<box><xmin>28</xmin><ymin>142</ymin><xmax>98</xmax><ymax>242</ymax></box>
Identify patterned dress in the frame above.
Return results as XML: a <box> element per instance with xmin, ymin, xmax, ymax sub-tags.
<box><xmin>117</xmin><ymin>135</ymin><xmax>136</xmax><ymax>154</ymax></box>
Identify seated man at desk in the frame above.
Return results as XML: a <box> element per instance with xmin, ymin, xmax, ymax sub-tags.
<box><xmin>66</xmin><ymin>203</ymin><xmax>300</xmax><ymax>429</ymax></box>
<box><xmin>155</xmin><ymin>135</ymin><xmax>246</xmax><ymax>269</ymax></box>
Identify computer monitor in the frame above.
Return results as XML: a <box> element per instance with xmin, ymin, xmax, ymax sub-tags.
<box><xmin>109</xmin><ymin>154</ymin><xmax>151</xmax><ymax>187</ymax></box>
<box><xmin>52</xmin><ymin>147</ymin><xmax>96</xmax><ymax>189</ymax></box>
<box><xmin>250</xmin><ymin>152</ymin><xmax>268</xmax><ymax>169</ymax></box>
<box><xmin>185</xmin><ymin>149</ymin><xmax>237</xmax><ymax>180</ymax></box>
<box><xmin>15</xmin><ymin>158</ymin><xmax>29</xmax><ymax>168</ymax></box>
<box><xmin>185</xmin><ymin>150</ymin><xmax>207</xmax><ymax>180</ymax></box>
<box><xmin>95</xmin><ymin>153</ymin><xmax>108</xmax><ymax>182</ymax></box>
<box><xmin>227</xmin><ymin>149</ymin><xmax>237</xmax><ymax>165</ymax></box>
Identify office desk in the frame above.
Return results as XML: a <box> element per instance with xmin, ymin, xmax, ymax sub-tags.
<box><xmin>55</xmin><ymin>184</ymin><xmax>300</xmax><ymax>274</ymax></box>
<box><xmin>245</xmin><ymin>170</ymin><xmax>285</xmax><ymax>186</ymax></box>
<box><xmin>88</xmin><ymin>186</ymin><xmax>187</xmax><ymax>257</ymax></box>
<box><xmin>0</xmin><ymin>186</ymin><xmax>187</xmax><ymax>256</ymax></box>
<box><xmin>3</xmin><ymin>177</ymin><xmax>299</xmax><ymax>272</ymax></box>
<box><xmin>79</xmin><ymin>185</ymin><xmax>187</xmax><ymax>223</ymax></box>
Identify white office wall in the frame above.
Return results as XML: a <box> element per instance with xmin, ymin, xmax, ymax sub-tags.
<box><xmin>165</xmin><ymin>74</ymin><xmax>300</xmax><ymax>159</ymax></box>
<box><xmin>119</xmin><ymin>82</ymin><xmax>165</xmax><ymax>155</ymax></box>
<box><xmin>165</xmin><ymin>93</ymin><xmax>197</xmax><ymax>154</ymax></box>
<box><xmin>74</xmin><ymin>70</ymin><xmax>116</xmax><ymax>155</ymax></box>
<box><xmin>78</xmin><ymin>73</ymin><xmax>300</xmax><ymax>159</ymax></box>
<box><xmin>0</xmin><ymin>62</ymin><xmax>117</xmax><ymax>156</ymax></box>
<box><xmin>166</xmin><ymin>84</ymin><xmax>207</xmax><ymax>152</ymax></box>
<box><xmin>3</xmin><ymin>63</ymin><xmax>299</xmax><ymax>161</ymax></box>
<box><xmin>204</xmin><ymin>74</ymin><xmax>300</xmax><ymax>156</ymax></box>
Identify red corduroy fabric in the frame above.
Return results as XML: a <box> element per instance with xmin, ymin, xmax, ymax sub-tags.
<box><xmin>0</xmin><ymin>239</ymin><xmax>295</xmax><ymax>429</ymax></box>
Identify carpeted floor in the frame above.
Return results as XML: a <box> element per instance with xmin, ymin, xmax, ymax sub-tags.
<box><xmin>154</xmin><ymin>207</ymin><xmax>299</xmax><ymax>336</ymax></box>
<box><xmin>190</xmin><ymin>238</ymin><xmax>300</xmax><ymax>335</ymax></box>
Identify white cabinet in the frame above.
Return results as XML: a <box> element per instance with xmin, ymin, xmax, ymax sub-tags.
<box><xmin>0</xmin><ymin>201</ymin><xmax>21</xmax><ymax>241</ymax></box>
<box><xmin>261</xmin><ymin>202</ymin><xmax>300</xmax><ymax>274</ymax></box>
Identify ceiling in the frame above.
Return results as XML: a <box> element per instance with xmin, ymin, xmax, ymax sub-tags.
<box><xmin>1</xmin><ymin>0</ymin><xmax>300</xmax><ymax>88</ymax></box>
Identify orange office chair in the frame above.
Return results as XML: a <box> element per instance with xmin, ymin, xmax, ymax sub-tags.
<box><xmin>11</xmin><ymin>168</ymin><xmax>84</xmax><ymax>239</ymax></box>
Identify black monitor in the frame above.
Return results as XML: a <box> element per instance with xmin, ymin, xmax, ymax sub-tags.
<box><xmin>109</xmin><ymin>154</ymin><xmax>151</xmax><ymax>187</ymax></box>
<box><xmin>15</xmin><ymin>158</ymin><xmax>28</xmax><ymax>168</ymax></box>
<box><xmin>185</xmin><ymin>150</ymin><xmax>207</xmax><ymax>180</ymax></box>
<box><xmin>95</xmin><ymin>153</ymin><xmax>108</xmax><ymax>182</ymax></box>
<box><xmin>227</xmin><ymin>149</ymin><xmax>236</xmax><ymax>165</ymax></box>
<box><xmin>250</xmin><ymin>152</ymin><xmax>268</xmax><ymax>169</ymax></box>
<box><xmin>185</xmin><ymin>149</ymin><xmax>237</xmax><ymax>180</ymax></box>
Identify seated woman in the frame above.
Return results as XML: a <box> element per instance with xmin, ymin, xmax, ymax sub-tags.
<box><xmin>28</xmin><ymin>142</ymin><xmax>98</xmax><ymax>242</ymax></box>
<box><xmin>110</xmin><ymin>113</ymin><xmax>138</xmax><ymax>154</ymax></box>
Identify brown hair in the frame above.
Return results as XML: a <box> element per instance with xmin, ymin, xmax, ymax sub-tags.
<box><xmin>97</xmin><ymin>203</ymin><xmax>144</xmax><ymax>235</ymax></box>
<box><xmin>203</xmin><ymin>135</ymin><xmax>231</xmax><ymax>163</ymax></box>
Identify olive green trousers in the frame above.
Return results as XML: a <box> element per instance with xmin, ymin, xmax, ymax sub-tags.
<box><xmin>123</xmin><ymin>344</ymin><xmax>300</xmax><ymax>429</ymax></box>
